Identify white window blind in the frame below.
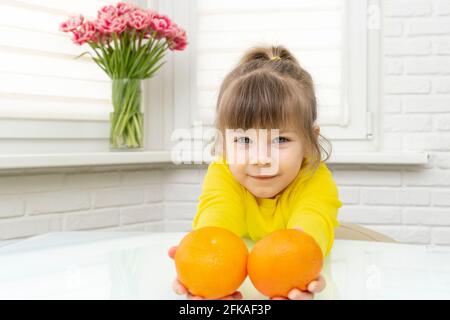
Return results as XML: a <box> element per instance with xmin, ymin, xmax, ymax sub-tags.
<box><xmin>192</xmin><ymin>0</ymin><xmax>373</xmax><ymax>141</ymax></box>
<box><xmin>0</xmin><ymin>0</ymin><xmax>114</xmax><ymax>154</ymax></box>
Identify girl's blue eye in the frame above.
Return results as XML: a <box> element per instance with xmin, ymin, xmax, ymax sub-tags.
<box><xmin>235</xmin><ymin>137</ymin><xmax>252</xmax><ymax>144</ymax></box>
<box><xmin>273</xmin><ymin>136</ymin><xmax>290</xmax><ymax>144</ymax></box>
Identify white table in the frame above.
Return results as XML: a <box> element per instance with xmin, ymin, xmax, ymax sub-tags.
<box><xmin>0</xmin><ymin>231</ymin><xmax>449</xmax><ymax>300</ymax></box>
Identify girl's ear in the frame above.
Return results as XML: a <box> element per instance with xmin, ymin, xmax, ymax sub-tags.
<box><xmin>313</xmin><ymin>124</ymin><xmax>320</xmax><ymax>138</ymax></box>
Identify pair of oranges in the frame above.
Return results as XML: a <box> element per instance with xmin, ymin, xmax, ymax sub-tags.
<box><xmin>174</xmin><ymin>226</ymin><xmax>323</xmax><ymax>299</ymax></box>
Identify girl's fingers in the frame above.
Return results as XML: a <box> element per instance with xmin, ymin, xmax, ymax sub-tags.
<box><xmin>172</xmin><ymin>278</ymin><xmax>188</xmax><ymax>295</ymax></box>
<box><xmin>307</xmin><ymin>275</ymin><xmax>326</xmax><ymax>293</ymax></box>
<box><xmin>231</xmin><ymin>291</ymin><xmax>243</xmax><ymax>300</ymax></box>
<box><xmin>168</xmin><ymin>246</ymin><xmax>178</xmax><ymax>259</ymax></box>
<box><xmin>173</xmin><ymin>276</ymin><xmax>242</xmax><ymax>300</ymax></box>
<box><xmin>287</xmin><ymin>288</ymin><xmax>314</xmax><ymax>300</ymax></box>
<box><xmin>174</xmin><ymin>279</ymin><xmax>240</xmax><ymax>300</ymax></box>
<box><xmin>271</xmin><ymin>296</ymin><xmax>288</xmax><ymax>300</ymax></box>
<box><xmin>205</xmin><ymin>291</ymin><xmax>242</xmax><ymax>300</ymax></box>
<box><xmin>187</xmin><ymin>293</ymin><xmax>204</xmax><ymax>300</ymax></box>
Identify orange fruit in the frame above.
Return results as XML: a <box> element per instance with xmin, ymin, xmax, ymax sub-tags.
<box><xmin>247</xmin><ymin>229</ymin><xmax>323</xmax><ymax>298</ymax></box>
<box><xmin>174</xmin><ymin>226</ymin><xmax>248</xmax><ymax>299</ymax></box>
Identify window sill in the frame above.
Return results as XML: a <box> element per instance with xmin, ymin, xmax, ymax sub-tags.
<box><xmin>0</xmin><ymin>151</ymin><xmax>428</xmax><ymax>171</ymax></box>
<box><xmin>327</xmin><ymin>152</ymin><xmax>429</xmax><ymax>165</ymax></box>
<box><xmin>0</xmin><ymin>151</ymin><xmax>173</xmax><ymax>170</ymax></box>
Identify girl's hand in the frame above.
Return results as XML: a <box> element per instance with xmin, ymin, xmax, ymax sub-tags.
<box><xmin>168</xmin><ymin>245</ymin><xmax>243</xmax><ymax>300</ymax></box>
<box><xmin>268</xmin><ymin>226</ymin><xmax>325</xmax><ymax>300</ymax></box>
<box><xmin>270</xmin><ymin>275</ymin><xmax>326</xmax><ymax>300</ymax></box>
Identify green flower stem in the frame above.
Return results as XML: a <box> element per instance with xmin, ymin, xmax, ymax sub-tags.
<box><xmin>110</xmin><ymin>79</ymin><xmax>143</xmax><ymax>149</ymax></box>
<box><xmin>132</xmin><ymin>114</ymin><xmax>143</xmax><ymax>143</ymax></box>
<box><xmin>114</xmin><ymin>82</ymin><xmax>137</xmax><ymax>134</ymax></box>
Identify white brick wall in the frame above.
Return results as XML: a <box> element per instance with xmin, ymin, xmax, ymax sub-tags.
<box><xmin>0</xmin><ymin>168</ymin><xmax>168</xmax><ymax>245</ymax></box>
<box><xmin>0</xmin><ymin>0</ymin><xmax>449</xmax><ymax>249</ymax></box>
<box><xmin>385</xmin><ymin>0</ymin><xmax>432</xmax><ymax>16</ymax></box>
<box><xmin>330</xmin><ymin>0</ymin><xmax>450</xmax><ymax>245</ymax></box>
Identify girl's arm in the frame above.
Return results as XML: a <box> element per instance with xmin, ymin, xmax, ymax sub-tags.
<box><xmin>169</xmin><ymin>160</ymin><xmax>247</xmax><ymax>300</ymax></box>
<box><xmin>287</xmin><ymin>162</ymin><xmax>342</xmax><ymax>257</ymax></box>
<box><xmin>192</xmin><ymin>160</ymin><xmax>247</xmax><ymax>237</ymax></box>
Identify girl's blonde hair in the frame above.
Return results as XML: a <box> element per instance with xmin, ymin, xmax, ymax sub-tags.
<box><xmin>212</xmin><ymin>45</ymin><xmax>331</xmax><ymax>175</ymax></box>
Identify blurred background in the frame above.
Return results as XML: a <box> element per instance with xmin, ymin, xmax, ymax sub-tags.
<box><xmin>0</xmin><ymin>0</ymin><xmax>449</xmax><ymax>247</ymax></box>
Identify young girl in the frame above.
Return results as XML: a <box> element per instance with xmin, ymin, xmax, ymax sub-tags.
<box><xmin>168</xmin><ymin>45</ymin><xmax>342</xmax><ymax>300</ymax></box>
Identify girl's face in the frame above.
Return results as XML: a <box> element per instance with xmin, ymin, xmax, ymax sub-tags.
<box><xmin>225</xmin><ymin>128</ymin><xmax>305</xmax><ymax>199</ymax></box>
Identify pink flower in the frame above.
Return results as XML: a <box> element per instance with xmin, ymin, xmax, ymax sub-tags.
<box><xmin>163</xmin><ymin>23</ymin><xmax>179</xmax><ymax>39</ymax></box>
<box><xmin>116</xmin><ymin>2</ymin><xmax>135</xmax><ymax>16</ymax></box>
<box><xmin>96</xmin><ymin>5</ymin><xmax>120</xmax><ymax>35</ymax></box>
<box><xmin>96</xmin><ymin>14</ymin><xmax>127</xmax><ymax>35</ymax></box>
<box><xmin>127</xmin><ymin>9</ymin><xmax>150</xmax><ymax>31</ymax></box>
<box><xmin>150</xmin><ymin>14</ymin><xmax>172</xmax><ymax>38</ymax></box>
<box><xmin>98</xmin><ymin>5</ymin><xmax>118</xmax><ymax>19</ymax></box>
<box><xmin>167</xmin><ymin>24</ymin><xmax>188</xmax><ymax>51</ymax></box>
<box><xmin>72</xmin><ymin>21</ymin><xmax>98</xmax><ymax>45</ymax></box>
<box><xmin>146</xmin><ymin>9</ymin><xmax>157</xmax><ymax>20</ymax></box>
<box><xmin>95</xmin><ymin>15</ymin><xmax>113</xmax><ymax>34</ymax></box>
<box><xmin>110</xmin><ymin>16</ymin><xmax>127</xmax><ymax>34</ymax></box>
<box><xmin>60</xmin><ymin>3</ymin><xmax>188</xmax><ymax>64</ymax></box>
<box><xmin>59</xmin><ymin>14</ymin><xmax>84</xmax><ymax>32</ymax></box>
<box><xmin>170</xmin><ymin>35</ymin><xmax>188</xmax><ymax>51</ymax></box>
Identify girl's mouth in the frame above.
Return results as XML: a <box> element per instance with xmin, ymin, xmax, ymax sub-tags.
<box><xmin>249</xmin><ymin>175</ymin><xmax>277</xmax><ymax>180</ymax></box>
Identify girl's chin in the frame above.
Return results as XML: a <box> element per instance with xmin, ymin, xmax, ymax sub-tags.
<box><xmin>251</xmin><ymin>189</ymin><xmax>279</xmax><ymax>199</ymax></box>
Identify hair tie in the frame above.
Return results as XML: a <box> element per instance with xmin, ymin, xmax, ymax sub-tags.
<box><xmin>270</xmin><ymin>56</ymin><xmax>281</xmax><ymax>61</ymax></box>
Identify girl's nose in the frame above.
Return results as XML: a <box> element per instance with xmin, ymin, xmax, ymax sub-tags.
<box><xmin>256</xmin><ymin>155</ymin><xmax>272</xmax><ymax>167</ymax></box>
<box><xmin>248</xmin><ymin>148</ymin><xmax>272</xmax><ymax>166</ymax></box>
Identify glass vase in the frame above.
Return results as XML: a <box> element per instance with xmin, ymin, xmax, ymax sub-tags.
<box><xmin>109</xmin><ymin>78</ymin><xmax>144</xmax><ymax>150</ymax></box>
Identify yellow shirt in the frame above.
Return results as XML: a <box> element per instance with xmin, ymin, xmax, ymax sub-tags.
<box><xmin>192</xmin><ymin>157</ymin><xmax>342</xmax><ymax>257</ymax></box>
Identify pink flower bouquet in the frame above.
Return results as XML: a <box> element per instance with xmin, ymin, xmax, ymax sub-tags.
<box><xmin>60</xmin><ymin>2</ymin><xmax>187</xmax><ymax>149</ymax></box>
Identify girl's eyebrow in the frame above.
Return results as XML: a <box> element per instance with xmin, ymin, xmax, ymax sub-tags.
<box><xmin>276</xmin><ymin>131</ymin><xmax>298</xmax><ymax>138</ymax></box>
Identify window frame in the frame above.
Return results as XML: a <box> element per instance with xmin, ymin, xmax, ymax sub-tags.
<box><xmin>162</xmin><ymin>0</ymin><xmax>382</xmax><ymax>154</ymax></box>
